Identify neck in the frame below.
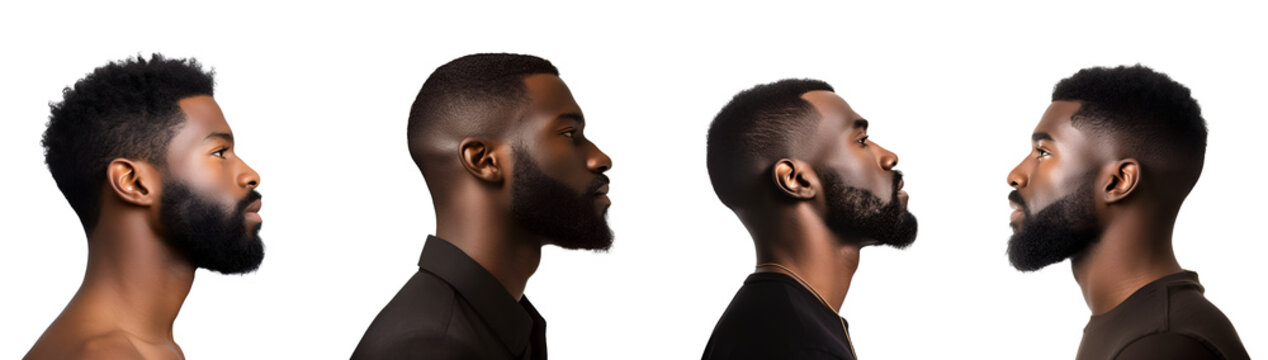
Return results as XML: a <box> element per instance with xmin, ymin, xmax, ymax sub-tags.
<box><xmin>1072</xmin><ymin>208</ymin><xmax>1182</xmax><ymax>315</ymax></box>
<box><xmin>74</xmin><ymin>213</ymin><xmax>194</xmax><ymax>343</ymax></box>
<box><xmin>747</xmin><ymin>206</ymin><xmax>861</xmax><ymax>312</ymax></box>
<box><xmin>435</xmin><ymin>196</ymin><xmax>541</xmax><ymax>301</ymax></box>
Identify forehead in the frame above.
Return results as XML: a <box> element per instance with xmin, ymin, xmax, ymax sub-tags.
<box><xmin>169</xmin><ymin>95</ymin><xmax>231</xmax><ymax>147</ymax></box>
<box><xmin>1034</xmin><ymin>100</ymin><xmax>1083</xmax><ymax>141</ymax></box>
<box><xmin>522</xmin><ymin>73</ymin><xmax>580</xmax><ymax>119</ymax></box>
<box><xmin>799</xmin><ymin>90</ymin><xmax>863</xmax><ymax>161</ymax></box>
<box><xmin>802</xmin><ymin>90</ymin><xmax>858</xmax><ymax>124</ymax></box>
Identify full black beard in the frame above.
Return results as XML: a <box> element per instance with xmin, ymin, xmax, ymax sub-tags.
<box><xmin>160</xmin><ymin>180</ymin><xmax>264</xmax><ymax>274</ymax></box>
<box><xmin>510</xmin><ymin>148</ymin><xmax>613</xmax><ymax>251</ymax></box>
<box><xmin>1006</xmin><ymin>185</ymin><xmax>1100</xmax><ymax>272</ymax></box>
<box><xmin>818</xmin><ymin>169</ymin><xmax>918</xmax><ymax>248</ymax></box>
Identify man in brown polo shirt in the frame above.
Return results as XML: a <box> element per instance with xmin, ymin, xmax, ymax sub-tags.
<box><xmin>1006</xmin><ymin>65</ymin><xmax>1249</xmax><ymax>359</ymax></box>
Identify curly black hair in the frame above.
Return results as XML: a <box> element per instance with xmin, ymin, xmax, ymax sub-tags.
<box><xmin>42</xmin><ymin>54</ymin><xmax>215</xmax><ymax>230</ymax></box>
<box><xmin>706</xmin><ymin>79</ymin><xmax>835</xmax><ymax>208</ymax></box>
<box><xmin>1053</xmin><ymin>65</ymin><xmax>1207</xmax><ymax>192</ymax></box>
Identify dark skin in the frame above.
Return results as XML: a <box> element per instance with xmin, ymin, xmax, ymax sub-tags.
<box><xmin>739</xmin><ymin>90</ymin><xmax>904</xmax><ymax>312</ymax></box>
<box><xmin>1008</xmin><ymin>100</ymin><xmax>1184</xmax><ymax>315</ymax></box>
<box><xmin>434</xmin><ymin>74</ymin><xmax>611</xmax><ymax>300</ymax></box>
<box><xmin>25</xmin><ymin>96</ymin><xmax>261</xmax><ymax>360</ymax></box>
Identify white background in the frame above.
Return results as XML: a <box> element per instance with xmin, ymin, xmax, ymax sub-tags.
<box><xmin>2</xmin><ymin>1</ymin><xmax>1264</xmax><ymax>359</ymax></box>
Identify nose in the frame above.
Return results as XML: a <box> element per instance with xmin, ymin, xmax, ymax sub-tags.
<box><xmin>875</xmin><ymin>143</ymin><xmax>898</xmax><ymax>170</ymax></box>
<box><xmin>239</xmin><ymin>160</ymin><xmax>261</xmax><ymax>190</ymax></box>
<box><xmin>587</xmin><ymin>141</ymin><xmax>612</xmax><ymax>173</ymax></box>
<box><xmin>1007</xmin><ymin>161</ymin><xmax>1026</xmax><ymax>189</ymax></box>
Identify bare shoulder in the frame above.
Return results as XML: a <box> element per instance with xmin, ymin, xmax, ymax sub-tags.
<box><xmin>77</xmin><ymin>332</ymin><xmax>145</xmax><ymax>359</ymax></box>
<box><xmin>26</xmin><ymin>306</ymin><xmax>181</xmax><ymax>360</ymax></box>
<box><xmin>25</xmin><ymin>330</ymin><xmax>143</xmax><ymax>360</ymax></box>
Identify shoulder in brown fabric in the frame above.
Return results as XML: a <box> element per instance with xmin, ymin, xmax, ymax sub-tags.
<box><xmin>1074</xmin><ymin>271</ymin><xmax>1248</xmax><ymax>360</ymax></box>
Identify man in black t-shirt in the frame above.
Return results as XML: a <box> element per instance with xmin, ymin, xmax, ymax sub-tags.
<box><xmin>701</xmin><ymin>79</ymin><xmax>919</xmax><ymax>359</ymax></box>
<box><xmin>1005</xmin><ymin>65</ymin><xmax>1249</xmax><ymax>359</ymax></box>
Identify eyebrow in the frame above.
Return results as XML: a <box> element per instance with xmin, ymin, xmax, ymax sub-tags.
<box><xmin>204</xmin><ymin>132</ymin><xmax>234</xmax><ymax>143</ymax></box>
<box><xmin>557</xmin><ymin>112</ymin><xmax>585</xmax><ymax>125</ymax></box>
<box><xmin>1032</xmin><ymin>132</ymin><xmax>1053</xmax><ymax>142</ymax></box>
<box><xmin>853</xmin><ymin>119</ymin><xmax>869</xmax><ymax>130</ymax></box>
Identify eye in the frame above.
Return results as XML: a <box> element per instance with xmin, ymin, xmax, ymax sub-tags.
<box><xmin>212</xmin><ymin>147</ymin><xmax>228</xmax><ymax>158</ymax></box>
<box><xmin>1035</xmin><ymin>148</ymin><xmax>1051</xmax><ymax>159</ymax></box>
<box><xmin>855</xmin><ymin>136</ymin><xmax>869</xmax><ymax>145</ymax></box>
<box><xmin>561</xmin><ymin>129</ymin><xmax>578</xmax><ymax>140</ymax></box>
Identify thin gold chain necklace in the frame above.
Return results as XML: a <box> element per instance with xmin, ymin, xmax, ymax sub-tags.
<box><xmin>756</xmin><ymin>263</ymin><xmax>857</xmax><ymax>358</ymax></box>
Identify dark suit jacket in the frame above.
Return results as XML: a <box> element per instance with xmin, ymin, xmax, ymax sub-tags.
<box><xmin>352</xmin><ymin>236</ymin><xmax>547</xmax><ymax>360</ymax></box>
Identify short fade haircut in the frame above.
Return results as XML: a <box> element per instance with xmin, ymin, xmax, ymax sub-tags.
<box><xmin>406</xmin><ymin>53</ymin><xmax>559</xmax><ymax>168</ymax></box>
<box><xmin>1053</xmin><ymin>65</ymin><xmax>1208</xmax><ymax>193</ymax></box>
<box><xmin>42</xmin><ymin>54</ymin><xmax>215</xmax><ymax>230</ymax></box>
<box><xmin>707</xmin><ymin>79</ymin><xmax>835</xmax><ymax>209</ymax></box>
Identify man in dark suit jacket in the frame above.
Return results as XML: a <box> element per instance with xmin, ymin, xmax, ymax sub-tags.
<box><xmin>352</xmin><ymin>53</ymin><xmax>614</xmax><ymax>360</ymax></box>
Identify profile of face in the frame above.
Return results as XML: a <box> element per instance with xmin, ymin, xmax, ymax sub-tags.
<box><xmin>508</xmin><ymin>74</ymin><xmax>614</xmax><ymax>251</ymax></box>
<box><xmin>802</xmin><ymin>91</ymin><xmax>917</xmax><ymax>247</ymax></box>
<box><xmin>1006</xmin><ymin>101</ymin><xmax>1103</xmax><ymax>271</ymax></box>
<box><xmin>157</xmin><ymin>96</ymin><xmax>264</xmax><ymax>274</ymax></box>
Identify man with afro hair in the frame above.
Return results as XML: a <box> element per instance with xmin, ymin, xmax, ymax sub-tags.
<box><xmin>26</xmin><ymin>54</ymin><xmax>264</xmax><ymax>359</ymax></box>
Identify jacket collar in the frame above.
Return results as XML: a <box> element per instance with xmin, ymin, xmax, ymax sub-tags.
<box><xmin>419</xmin><ymin>235</ymin><xmax>541</xmax><ymax>356</ymax></box>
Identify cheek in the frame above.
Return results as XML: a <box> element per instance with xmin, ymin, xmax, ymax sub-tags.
<box><xmin>550</xmin><ymin>157</ymin><xmax>591</xmax><ymax>188</ymax></box>
<box><xmin>1029</xmin><ymin>159</ymin><xmax>1084</xmax><ymax>210</ymax></box>
<box><xmin>171</xmin><ymin>158</ymin><xmax>240</xmax><ymax>200</ymax></box>
<box><xmin>827</xmin><ymin>150</ymin><xmax>888</xmax><ymax>193</ymax></box>
<box><xmin>529</xmin><ymin>147</ymin><xmax>591</xmax><ymax>188</ymax></box>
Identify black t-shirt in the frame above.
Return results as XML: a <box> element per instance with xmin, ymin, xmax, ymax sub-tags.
<box><xmin>1076</xmin><ymin>271</ymin><xmax>1249</xmax><ymax>360</ymax></box>
<box><xmin>352</xmin><ymin>236</ymin><xmax>547</xmax><ymax>360</ymax></box>
<box><xmin>702</xmin><ymin>272</ymin><xmax>855</xmax><ymax>360</ymax></box>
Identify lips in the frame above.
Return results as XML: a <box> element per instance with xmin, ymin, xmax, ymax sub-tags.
<box><xmin>1007</xmin><ymin>191</ymin><xmax>1026</xmax><ymax>225</ymax></box>
<box><xmin>891</xmin><ymin>170</ymin><xmax>905</xmax><ymax>191</ymax></box>
<box><xmin>891</xmin><ymin>171</ymin><xmax>909</xmax><ymax>208</ymax></box>
<box><xmin>244</xmin><ymin>198</ymin><xmax>263</xmax><ymax>224</ymax></box>
<box><xmin>594</xmin><ymin>183</ymin><xmax>609</xmax><ymax>196</ymax></box>
<box><xmin>244</xmin><ymin>199</ymin><xmax>262</xmax><ymax>214</ymax></box>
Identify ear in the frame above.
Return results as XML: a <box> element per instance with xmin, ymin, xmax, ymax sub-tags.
<box><xmin>1102</xmin><ymin>159</ymin><xmax>1140</xmax><ymax>204</ymax></box>
<box><xmin>106</xmin><ymin>158</ymin><xmax>158</xmax><ymax>207</ymax></box>
<box><xmin>771</xmin><ymin>158</ymin><xmax>817</xmax><ymax>200</ymax></box>
<box><xmin>459</xmin><ymin>138</ymin><xmax>503</xmax><ymax>183</ymax></box>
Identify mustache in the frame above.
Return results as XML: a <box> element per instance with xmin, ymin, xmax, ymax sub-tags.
<box><xmin>586</xmin><ymin>174</ymin><xmax>610</xmax><ymax>194</ymax></box>
<box><xmin>236</xmin><ymin>190</ymin><xmax>263</xmax><ymax>212</ymax></box>
<box><xmin>1008</xmin><ymin>190</ymin><xmax>1028</xmax><ymax>214</ymax></box>
<box><xmin>890</xmin><ymin>170</ymin><xmax>904</xmax><ymax>198</ymax></box>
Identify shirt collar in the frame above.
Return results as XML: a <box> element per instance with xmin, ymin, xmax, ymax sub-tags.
<box><xmin>418</xmin><ymin>235</ymin><xmax>542</xmax><ymax>356</ymax></box>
